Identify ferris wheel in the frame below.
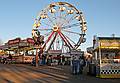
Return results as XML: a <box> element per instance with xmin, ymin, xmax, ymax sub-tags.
<box><xmin>32</xmin><ymin>2</ymin><xmax>87</xmax><ymax>52</ymax></box>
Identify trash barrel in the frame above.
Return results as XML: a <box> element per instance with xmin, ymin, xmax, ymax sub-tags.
<box><xmin>89</xmin><ymin>63</ymin><xmax>96</xmax><ymax>76</ymax></box>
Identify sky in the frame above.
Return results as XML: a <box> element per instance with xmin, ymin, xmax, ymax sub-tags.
<box><xmin>0</xmin><ymin>0</ymin><xmax>120</xmax><ymax>51</ymax></box>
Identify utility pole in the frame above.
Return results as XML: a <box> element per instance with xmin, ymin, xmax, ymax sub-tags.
<box><xmin>36</xmin><ymin>46</ymin><xmax>39</xmax><ymax>67</ymax></box>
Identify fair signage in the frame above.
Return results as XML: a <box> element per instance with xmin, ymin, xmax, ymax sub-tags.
<box><xmin>70</xmin><ymin>50</ymin><xmax>84</xmax><ymax>55</ymax></box>
<box><xmin>19</xmin><ymin>42</ymin><xmax>27</xmax><ymax>47</ymax></box>
<box><xmin>24</xmin><ymin>56</ymin><xmax>35</xmax><ymax>62</ymax></box>
<box><xmin>27</xmin><ymin>38</ymin><xmax>34</xmax><ymax>44</ymax></box>
<box><xmin>48</xmin><ymin>50</ymin><xmax>62</xmax><ymax>54</ymax></box>
<box><xmin>100</xmin><ymin>40</ymin><xmax>120</xmax><ymax>47</ymax></box>
<box><xmin>8</xmin><ymin>38</ymin><xmax>21</xmax><ymax>45</ymax></box>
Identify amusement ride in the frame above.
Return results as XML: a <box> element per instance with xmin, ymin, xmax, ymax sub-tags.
<box><xmin>32</xmin><ymin>2</ymin><xmax>87</xmax><ymax>53</ymax></box>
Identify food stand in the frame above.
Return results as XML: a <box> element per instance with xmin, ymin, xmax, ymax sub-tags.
<box><xmin>93</xmin><ymin>37</ymin><xmax>120</xmax><ymax>78</ymax></box>
<box><xmin>1</xmin><ymin>37</ymin><xmax>35</xmax><ymax>63</ymax></box>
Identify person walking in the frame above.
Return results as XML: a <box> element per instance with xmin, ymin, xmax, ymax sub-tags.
<box><xmin>71</xmin><ymin>55</ymin><xmax>80</xmax><ymax>75</ymax></box>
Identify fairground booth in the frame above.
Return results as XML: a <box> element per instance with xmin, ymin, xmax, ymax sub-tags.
<box><xmin>93</xmin><ymin>37</ymin><xmax>120</xmax><ymax>78</ymax></box>
<box><xmin>0</xmin><ymin>37</ymin><xmax>35</xmax><ymax>63</ymax></box>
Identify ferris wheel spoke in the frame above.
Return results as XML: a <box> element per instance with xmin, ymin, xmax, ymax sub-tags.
<box><xmin>43</xmin><ymin>31</ymin><xmax>54</xmax><ymax>49</ymax></box>
<box><xmin>47</xmin><ymin>15</ymin><xmax>55</xmax><ymax>26</ymax></box>
<box><xmin>61</xmin><ymin>32</ymin><xmax>73</xmax><ymax>49</ymax></box>
<box><xmin>38</xmin><ymin>28</ymin><xmax>52</xmax><ymax>31</ymax></box>
<box><xmin>52</xmin><ymin>13</ymin><xmax>57</xmax><ymax>25</ymax></box>
<box><xmin>56</xmin><ymin>13</ymin><xmax>62</xmax><ymax>26</ymax></box>
<box><xmin>59</xmin><ymin>7</ymin><xmax>62</xmax><ymax>19</ymax></box>
<box><xmin>60</xmin><ymin>13</ymin><xmax>76</xmax><ymax>27</ymax></box>
<box><xmin>63</xmin><ymin>13</ymin><xmax>70</xmax><ymax>18</ymax></box>
<box><xmin>59</xmin><ymin>31</ymin><xmax>73</xmax><ymax>49</ymax></box>
<box><xmin>74</xmin><ymin>36</ymin><xmax>84</xmax><ymax>49</ymax></box>
<box><xmin>63</xmin><ymin>34</ymin><xmax>76</xmax><ymax>45</ymax></box>
<box><xmin>53</xmin><ymin>12</ymin><xmax>60</xmax><ymax>26</ymax></box>
<box><xmin>41</xmin><ymin>21</ymin><xmax>53</xmax><ymax>27</ymax></box>
<box><xmin>59</xmin><ymin>8</ymin><xmax>67</xmax><ymax>26</ymax></box>
<box><xmin>61</xmin><ymin>22</ymin><xmax>80</xmax><ymax>29</ymax></box>
<box><xmin>47</xmin><ymin>32</ymin><xmax>58</xmax><ymax>51</ymax></box>
<box><xmin>60</xmin><ymin>13</ymin><xmax>69</xmax><ymax>21</ymax></box>
<box><xmin>58</xmin><ymin>31</ymin><xmax>71</xmax><ymax>49</ymax></box>
<box><xmin>62</xmin><ymin>29</ymin><xmax>80</xmax><ymax>35</ymax></box>
<box><xmin>44</xmin><ymin>31</ymin><xmax>52</xmax><ymax>36</ymax></box>
<box><xmin>59</xmin><ymin>15</ymin><xmax>69</xmax><ymax>27</ymax></box>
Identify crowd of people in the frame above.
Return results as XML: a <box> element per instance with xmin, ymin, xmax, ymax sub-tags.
<box><xmin>31</xmin><ymin>53</ymin><xmax>89</xmax><ymax>75</ymax></box>
<box><xmin>31</xmin><ymin>54</ymin><xmax>71</xmax><ymax>66</ymax></box>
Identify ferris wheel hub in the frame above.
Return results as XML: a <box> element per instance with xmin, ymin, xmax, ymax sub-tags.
<box><xmin>53</xmin><ymin>26</ymin><xmax>59</xmax><ymax>32</ymax></box>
